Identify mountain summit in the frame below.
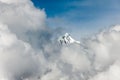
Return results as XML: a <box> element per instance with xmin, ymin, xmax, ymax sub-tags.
<box><xmin>58</xmin><ymin>33</ymin><xmax>80</xmax><ymax>45</ymax></box>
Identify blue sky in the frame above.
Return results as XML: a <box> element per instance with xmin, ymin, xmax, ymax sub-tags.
<box><xmin>31</xmin><ymin>0</ymin><xmax>120</xmax><ymax>39</ymax></box>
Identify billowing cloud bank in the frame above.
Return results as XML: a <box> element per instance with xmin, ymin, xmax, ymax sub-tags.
<box><xmin>0</xmin><ymin>0</ymin><xmax>120</xmax><ymax>80</ymax></box>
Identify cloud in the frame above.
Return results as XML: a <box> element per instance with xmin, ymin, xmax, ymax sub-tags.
<box><xmin>86</xmin><ymin>25</ymin><xmax>120</xmax><ymax>69</ymax></box>
<box><xmin>0</xmin><ymin>0</ymin><xmax>46</xmax><ymax>31</ymax></box>
<box><xmin>0</xmin><ymin>0</ymin><xmax>29</xmax><ymax>4</ymax></box>
<box><xmin>0</xmin><ymin>0</ymin><xmax>47</xmax><ymax>48</ymax></box>
<box><xmin>89</xmin><ymin>61</ymin><xmax>120</xmax><ymax>80</ymax></box>
<box><xmin>60</xmin><ymin>46</ymin><xmax>91</xmax><ymax>72</ymax></box>
<box><xmin>0</xmin><ymin>0</ymin><xmax>120</xmax><ymax>80</ymax></box>
<box><xmin>0</xmin><ymin>23</ymin><xmax>45</xmax><ymax>80</ymax></box>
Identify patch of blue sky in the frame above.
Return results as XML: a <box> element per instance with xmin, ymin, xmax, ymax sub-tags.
<box><xmin>31</xmin><ymin>0</ymin><xmax>120</xmax><ymax>38</ymax></box>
